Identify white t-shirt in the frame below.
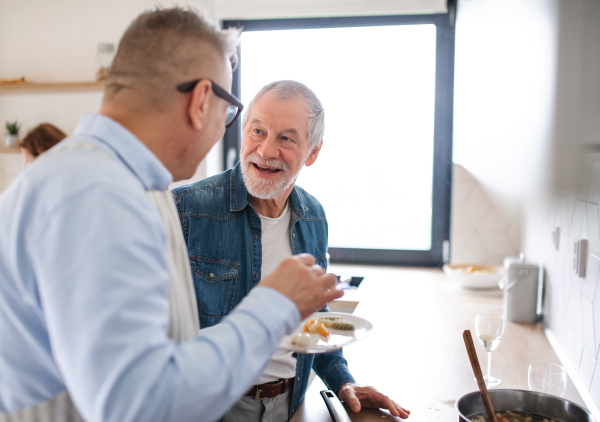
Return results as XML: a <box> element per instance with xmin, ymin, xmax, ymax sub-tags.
<box><xmin>256</xmin><ymin>201</ymin><xmax>296</xmax><ymax>383</ymax></box>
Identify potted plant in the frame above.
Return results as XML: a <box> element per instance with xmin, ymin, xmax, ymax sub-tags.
<box><xmin>5</xmin><ymin>120</ymin><xmax>20</xmax><ymax>148</ymax></box>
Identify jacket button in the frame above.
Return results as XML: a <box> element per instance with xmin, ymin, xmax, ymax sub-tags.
<box><xmin>296</xmin><ymin>377</ymin><xmax>300</xmax><ymax>382</ymax></box>
<box><xmin>208</xmin><ymin>273</ymin><xmax>215</xmax><ymax>279</ymax></box>
<box><xmin>253</xmin><ymin>234</ymin><xmax>258</xmax><ymax>239</ymax></box>
<box><xmin>253</xmin><ymin>273</ymin><xmax>258</xmax><ymax>278</ymax></box>
<box><xmin>292</xmin><ymin>233</ymin><xmax>296</xmax><ymax>238</ymax></box>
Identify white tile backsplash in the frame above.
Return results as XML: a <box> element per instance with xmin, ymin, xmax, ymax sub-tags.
<box><xmin>566</xmin><ymin>198</ymin><xmax>578</xmax><ymax>234</ymax></box>
<box><xmin>450</xmin><ymin>164</ymin><xmax>521</xmax><ymax>264</ymax></box>
<box><xmin>591</xmin><ymin>363</ymin><xmax>600</xmax><ymax>406</ymax></box>
<box><xmin>584</xmin><ymin>253</ymin><xmax>600</xmax><ymax>302</ymax></box>
<box><xmin>594</xmin><ymin>288</ymin><xmax>600</xmax><ymax>358</ymax></box>
<box><xmin>506</xmin><ymin>219</ymin><xmax>521</xmax><ymax>248</ymax></box>
<box><xmin>581</xmin><ymin>347</ymin><xmax>597</xmax><ymax>391</ymax></box>
<box><xmin>478</xmin><ymin>231</ymin><xmax>517</xmax><ymax>264</ymax></box>
<box><xmin>525</xmin><ymin>153</ymin><xmax>600</xmax><ymax>410</ymax></box>
<box><xmin>587</xmin><ymin>203</ymin><xmax>600</xmax><ymax>257</ymax></box>
<box><xmin>572</xmin><ymin>200</ymin><xmax>586</xmax><ymax>238</ymax></box>
<box><xmin>461</xmin><ymin>184</ymin><xmax>492</xmax><ymax>227</ymax></box>
<box><xmin>457</xmin><ymin>232</ymin><xmax>489</xmax><ymax>263</ymax></box>
<box><xmin>452</xmin><ymin>207</ymin><xmax>476</xmax><ymax>231</ymax></box>
<box><xmin>566</xmin><ymin>287</ymin><xmax>585</xmax><ymax>366</ymax></box>
<box><xmin>583</xmin><ymin>297</ymin><xmax>597</xmax><ymax>359</ymax></box>
<box><xmin>479</xmin><ymin>208</ymin><xmax>511</xmax><ymax>231</ymax></box>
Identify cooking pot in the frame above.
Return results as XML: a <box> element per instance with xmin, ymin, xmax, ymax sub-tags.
<box><xmin>456</xmin><ymin>389</ymin><xmax>596</xmax><ymax>421</ymax></box>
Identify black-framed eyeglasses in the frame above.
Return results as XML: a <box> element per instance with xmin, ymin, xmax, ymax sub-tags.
<box><xmin>177</xmin><ymin>79</ymin><xmax>244</xmax><ymax>128</ymax></box>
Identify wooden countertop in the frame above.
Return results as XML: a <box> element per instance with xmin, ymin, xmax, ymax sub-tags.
<box><xmin>291</xmin><ymin>265</ymin><xmax>587</xmax><ymax>422</ymax></box>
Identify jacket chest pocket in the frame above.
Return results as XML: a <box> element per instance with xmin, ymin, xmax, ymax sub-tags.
<box><xmin>189</xmin><ymin>256</ymin><xmax>239</xmax><ymax>327</ymax></box>
<box><xmin>315</xmin><ymin>254</ymin><xmax>327</xmax><ymax>270</ymax></box>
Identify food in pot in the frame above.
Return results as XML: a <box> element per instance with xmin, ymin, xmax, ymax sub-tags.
<box><xmin>470</xmin><ymin>411</ymin><xmax>559</xmax><ymax>422</ymax></box>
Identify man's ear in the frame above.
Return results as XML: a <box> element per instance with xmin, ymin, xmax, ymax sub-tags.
<box><xmin>188</xmin><ymin>80</ymin><xmax>212</xmax><ymax>130</ymax></box>
<box><xmin>305</xmin><ymin>140</ymin><xmax>323</xmax><ymax>167</ymax></box>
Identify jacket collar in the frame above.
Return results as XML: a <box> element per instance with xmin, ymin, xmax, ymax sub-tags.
<box><xmin>229</xmin><ymin>162</ymin><xmax>307</xmax><ymax>219</ymax></box>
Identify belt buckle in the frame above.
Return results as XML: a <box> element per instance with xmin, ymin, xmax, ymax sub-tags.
<box><xmin>255</xmin><ymin>387</ymin><xmax>262</xmax><ymax>400</ymax></box>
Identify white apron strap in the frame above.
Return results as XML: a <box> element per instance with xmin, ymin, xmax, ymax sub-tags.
<box><xmin>0</xmin><ymin>391</ymin><xmax>84</xmax><ymax>422</ymax></box>
<box><xmin>145</xmin><ymin>189</ymin><xmax>200</xmax><ymax>343</ymax></box>
<box><xmin>43</xmin><ymin>141</ymin><xmax>200</xmax><ymax>342</ymax></box>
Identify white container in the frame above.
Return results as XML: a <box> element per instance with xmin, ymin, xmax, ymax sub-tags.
<box><xmin>502</xmin><ymin>254</ymin><xmax>541</xmax><ymax>323</ymax></box>
<box><xmin>5</xmin><ymin>134</ymin><xmax>18</xmax><ymax>148</ymax></box>
<box><xmin>96</xmin><ymin>42</ymin><xmax>115</xmax><ymax>81</ymax></box>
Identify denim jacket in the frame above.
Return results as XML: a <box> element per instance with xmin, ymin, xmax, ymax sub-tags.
<box><xmin>172</xmin><ymin>163</ymin><xmax>355</xmax><ymax>419</ymax></box>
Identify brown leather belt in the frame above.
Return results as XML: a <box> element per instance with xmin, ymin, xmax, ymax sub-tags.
<box><xmin>244</xmin><ymin>378</ymin><xmax>294</xmax><ymax>400</ymax></box>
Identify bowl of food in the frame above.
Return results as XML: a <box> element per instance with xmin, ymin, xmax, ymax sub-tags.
<box><xmin>456</xmin><ymin>389</ymin><xmax>595</xmax><ymax>421</ymax></box>
<box><xmin>443</xmin><ymin>263</ymin><xmax>505</xmax><ymax>290</ymax></box>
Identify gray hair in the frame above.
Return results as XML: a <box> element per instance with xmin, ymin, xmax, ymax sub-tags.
<box><xmin>107</xmin><ymin>6</ymin><xmax>240</xmax><ymax>91</ymax></box>
<box><xmin>242</xmin><ymin>80</ymin><xmax>325</xmax><ymax>148</ymax></box>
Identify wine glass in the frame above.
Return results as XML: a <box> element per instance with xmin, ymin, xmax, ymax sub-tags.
<box><xmin>528</xmin><ymin>362</ymin><xmax>567</xmax><ymax>397</ymax></box>
<box><xmin>474</xmin><ymin>314</ymin><xmax>505</xmax><ymax>387</ymax></box>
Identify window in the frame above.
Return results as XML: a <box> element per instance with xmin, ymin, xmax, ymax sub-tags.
<box><xmin>223</xmin><ymin>14</ymin><xmax>454</xmax><ymax>266</ymax></box>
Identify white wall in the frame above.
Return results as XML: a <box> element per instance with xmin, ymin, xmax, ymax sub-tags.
<box><xmin>0</xmin><ymin>0</ymin><xmax>446</xmax><ymax>189</ymax></box>
<box><xmin>453</xmin><ymin>0</ymin><xmax>557</xmax><ymax>202</ymax></box>
<box><xmin>549</xmin><ymin>0</ymin><xmax>600</xmax><ymax>192</ymax></box>
<box><xmin>0</xmin><ymin>0</ymin><xmax>446</xmax><ymax>128</ymax></box>
<box><xmin>0</xmin><ymin>0</ymin><xmax>219</xmax><ymax>140</ymax></box>
<box><xmin>449</xmin><ymin>0</ymin><xmax>558</xmax><ymax>265</ymax></box>
<box><xmin>211</xmin><ymin>0</ymin><xmax>446</xmax><ymax>19</ymax></box>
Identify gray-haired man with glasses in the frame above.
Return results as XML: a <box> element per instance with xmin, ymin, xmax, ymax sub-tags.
<box><xmin>0</xmin><ymin>7</ymin><xmax>341</xmax><ymax>422</ymax></box>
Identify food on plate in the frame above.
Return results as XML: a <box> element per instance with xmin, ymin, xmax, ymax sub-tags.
<box><xmin>318</xmin><ymin>316</ymin><xmax>355</xmax><ymax>330</ymax></box>
<box><xmin>304</xmin><ymin>319</ymin><xmax>316</xmax><ymax>333</ymax></box>
<box><xmin>302</xmin><ymin>315</ymin><xmax>355</xmax><ymax>338</ymax></box>
<box><xmin>456</xmin><ymin>265</ymin><xmax>498</xmax><ymax>275</ymax></box>
<box><xmin>470</xmin><ymin>410</ymin><xmax>558</xmax><ymax>422</ymax></box>
<box><xmin>281</xmin><ymin>312</ymin><xmax>371</xmax><ymax>353</ymax></box>
<box><xmin>303</xmin><ymin>319</ymin><xmax>330</xmax><ymax>338</ymax></box>
<box><xmin>290</xmin><ymin>333</ymin><xmax>315</xmax><ymax>347</ymax></box>
<box><xmin>317</xmin><ymin>315</ymin><xmax>342</xmax><ymax>321</ymax></box>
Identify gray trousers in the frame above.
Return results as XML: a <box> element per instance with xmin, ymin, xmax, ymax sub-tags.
<box><xmin>223</xmin><ymin>389</ymin><xmax>291</xmax><ymax>422</ymax></box>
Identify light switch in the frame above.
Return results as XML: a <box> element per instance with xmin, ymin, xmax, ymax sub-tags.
<box><xmin>573</xmin><ymin>239</ymin><xmax>588</xmax><ymax>278</ymax></box>
<box><xmin>551</xmin><ymin>227</ymin><xmax>560</xmax><ymax>250</ymax></box>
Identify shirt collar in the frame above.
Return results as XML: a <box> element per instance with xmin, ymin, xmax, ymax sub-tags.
<box><xmin>230</xmin><ymin>162</ymin><xmax>305</xmax><ymax>218</ymax></box>
<box><xmin>74</xmin><ymin>113</ymin><xmax>173</xmax><ymax>191</ymax></box>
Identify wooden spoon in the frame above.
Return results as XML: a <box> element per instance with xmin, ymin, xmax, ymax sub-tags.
<box><xmin>463</xmin><ymin>330</ymin><xmax>496</xmax><ymax>422</ymax></box>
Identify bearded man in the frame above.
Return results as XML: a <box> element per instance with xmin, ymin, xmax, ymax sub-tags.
<box><xmin>172</xmin><ymin>80</ymin><xmax>410</xmax><ymax>422</ymax></box>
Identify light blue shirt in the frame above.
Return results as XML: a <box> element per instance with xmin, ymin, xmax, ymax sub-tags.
<box><xmin>0</xmin><ymin>113</ymin><xmax>300</xmax><ymax>422</ymax></box>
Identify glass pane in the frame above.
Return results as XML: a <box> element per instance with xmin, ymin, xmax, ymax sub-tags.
<box><xmin>240</xmin><ymin>24</ymin><xmax>436</xmax><ymax>250</ymax></box>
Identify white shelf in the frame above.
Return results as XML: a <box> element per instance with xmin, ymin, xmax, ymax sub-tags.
<box><xmin>0</xmin><ymin>81</ymin><xmax>105</xmax><ymax>93</ymax></box>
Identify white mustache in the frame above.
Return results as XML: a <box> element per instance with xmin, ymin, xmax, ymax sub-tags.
<box><xmin>245</xmin><ymin>153</ymin><xmax>289</xmax><ymax>172</ymax></box>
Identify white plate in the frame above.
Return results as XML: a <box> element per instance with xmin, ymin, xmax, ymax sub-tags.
<box><xmin>278</xmin><ymin>312</ymin><xmax>373</xmax><ymax>354</ymax></box>
<box><xmin>443</xmin><ymin>264</ymin><xmax>505</xmax><ymax>290</ymax></box>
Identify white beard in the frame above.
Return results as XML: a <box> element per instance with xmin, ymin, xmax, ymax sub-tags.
<box><xmin>241</xmin><ymin>153</ymin><xmax>303</xmax><ymax>200</ymax></box>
